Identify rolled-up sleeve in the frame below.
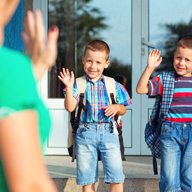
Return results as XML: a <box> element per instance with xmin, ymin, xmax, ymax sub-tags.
<box><xmin>116</xmin><ymin>82</ymin><xmax>132</xmax><ymax>106</ymax></box>
<box><xmin>148</xmin><ymin>74</ymin><xmax>163</xmax><ymax>97</ymax></box>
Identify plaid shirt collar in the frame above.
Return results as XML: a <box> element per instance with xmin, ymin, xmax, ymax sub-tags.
<box><xmin>84</xmin><ymin>74</ymin><xmax>105</xmax><ymax>84</ymax></box>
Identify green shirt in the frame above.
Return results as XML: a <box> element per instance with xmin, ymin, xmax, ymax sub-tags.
<box><xmin>0</xmin><ymin>46</ymin><xmax>51</xmax><ymax>191</ymax></box>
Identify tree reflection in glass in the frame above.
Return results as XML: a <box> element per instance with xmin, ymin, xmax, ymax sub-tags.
<box><xmin>48</xmin><ymin>0</ymin><xmax>132</xmax><ymax>98</ymax></box>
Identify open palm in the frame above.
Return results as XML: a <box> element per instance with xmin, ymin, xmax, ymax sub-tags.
<box><xmin>58</xmin><ymin>68</ymin><xmax>74</xmax><ymax>88</ymax></box>
<box><xmin>148</xmin><ymin>49</ymin><xmax>162</xmax><ymax>69</ymax></box>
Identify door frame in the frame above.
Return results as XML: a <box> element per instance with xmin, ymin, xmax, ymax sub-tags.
<box><xmin>140</xmin><ymin>0</ymin><xmax>151</xmax><ymax>155</ymax></box>
<box><xmin>33</xmin><ymin>0</ymin><xmax>148</xmax><ymax>155</ymax></box>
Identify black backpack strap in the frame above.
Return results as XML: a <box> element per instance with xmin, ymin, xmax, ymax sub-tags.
<box><xmin>71</xmin><ymin>93</ymin><xmax>85</xmax><ymax>162</ymax></box>
<box><xmin>153</xmin><ymin>156</ymin><xmax>158</xmax><ymax>175</ymax></box>
<box><xmin>110</xmin><ymin>93</ymin><xmax>126</xmax><ymax>161</ymax></box>
<box><xmin>110</xmin><ymin>93</ymin><xmax>119</xmax><ymax>131</ymax></box>
<box><xmin>76</xmin><ymin>93</ymin><xmax>86</xmax><ymax>123</ymax></box>
<box><xmin>110</xmin><ymin>93</ymin><xmax>115</xmax><ymax>103</ymax></box>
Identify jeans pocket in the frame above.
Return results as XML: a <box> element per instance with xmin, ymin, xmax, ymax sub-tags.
<box><xmin>77</xmin><ymin>125</ymin><xmax>87</xmax><ymax>135</ymax></box>
<box><xmin>161</xmin><ymin>123</ymin><xmax>172</xmax><ymax>135</ymax></box>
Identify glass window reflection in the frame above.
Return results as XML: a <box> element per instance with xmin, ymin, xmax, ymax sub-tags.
<box><xmin>48</xmin><ymin>0</ymin><xmax>132</xmax><ymax>98</ymax></box>
<box><xmin>149</xmin><ymin>0</ymin><xmax>192</xmax><ymax>74</ymax></box>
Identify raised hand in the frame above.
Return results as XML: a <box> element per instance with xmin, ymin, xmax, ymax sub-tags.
<box><xmin>147</xmin><ymin>49</ymin><xmax>162</xmax><ymax>69</ymax></box>
<box><xmin>22</xmin><ymin>10</ymin><xmax>59</xmax><ymax>80</ymax></box>
<box><xmin>58</xmin><ymin>68</ymin><xmax>74</xmax><ymax>88</ymax></box>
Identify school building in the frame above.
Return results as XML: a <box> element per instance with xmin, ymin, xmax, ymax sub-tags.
<box><xmin>6</xmin><ymin>0</ymin><xmax>192</xmax><ymax>156</ymax></box>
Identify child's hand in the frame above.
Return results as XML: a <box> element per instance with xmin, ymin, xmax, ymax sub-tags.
<box><xmin>104</xmin><ymin>104</ymin><xmax>120</xmax><ymax>118</ymax></box>
<box><xmin>147</xmin><ymin>49</ymin><xmax>162</xmax><ymax>69</ymax></box>
<box><xmin>58</xmin><ymin>68</ymin><xmax>74</xmax><ymax>88</ymax></box>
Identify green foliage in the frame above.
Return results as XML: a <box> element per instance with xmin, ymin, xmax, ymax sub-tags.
<box><xmin>48</xmin><ymin>0</ymin><xmax>132</xmax><ymax>97</ymax></box>
<box><xmin>156</xmin><ymin>18</ymin><xmax>192</xmax><ymax>73</ymax></box>
<box><xmin>104</xmin><ymin>58</ymin><xmax>132</xmax><ymax>96</ymax></box>
<box><xmin>49</xmin><ymin>0</ymin><xmax>108</xmax><ymax>73</ymax></box>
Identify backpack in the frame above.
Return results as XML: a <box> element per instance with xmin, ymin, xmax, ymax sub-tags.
<box><xmin>67</xmin><ymin>75</ymin><xmax>124</xmax><ymax>162</ymax></box>
<box><xmin>145</xmin><ymin>71</ymin><xmax>175</xmax><ymax>175</ymax></box>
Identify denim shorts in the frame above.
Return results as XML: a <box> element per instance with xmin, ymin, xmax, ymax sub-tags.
<box><xmin>76</xmin><ymin>123</ymin><xmax>125</xmax><ymax>185</ymax></box>
<box><xmin>160</xmin><ymin>121</ymin><xmax>192</xmax><ymax>192</ymax></box>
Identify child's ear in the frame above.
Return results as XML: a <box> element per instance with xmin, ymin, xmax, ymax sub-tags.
<box><xmin>104</xmin><ymin>60</ymin><xmax>110</xmax><ymax>68</ymax></box>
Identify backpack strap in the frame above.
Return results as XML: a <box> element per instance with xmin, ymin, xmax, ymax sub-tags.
<box><xmin>149</xmin><ymin>95</ymin><xmax>161</xmax><ymax>124</ymax></box>
<box><xmin>68</xmin><ymin>76</ymin><xmax>86</xmax><ymax>162</ymax></box>
<box><xmin>104</xmin><ymin>76</ymin><xmax>122</xmax><ymax>129</ymax></box>
<box><xmin>70</xmin><ymin>93</ymin><xmax>85</xmax><ymax>162</ymax></box>
<box><xmin>104</xmin><ymin>76</ymin><xmax>117</xmax><ymax>104</ymax></box>
<box><xmin>160</xmin><ymin>71</ymin><xmax>175</xmax><ymax>119</ymax></box>
<box><xmin>73</xmin><ymin>76</ymin><xmax>87</xmax><ymax>117</ymax></box>
<box><xmin>149</xmin><ymin>71</ymin><xmax>175</xmax><ymax>123</ymax></box>
<box><xmin>151</xmin><ymin>71</ymin><xmax>175</xmax><ymax>174</ymax></box>
<box><xmin>76</xmin><ymin>76</ymin><xmax>87</xmax><ymax>96</ymax></box>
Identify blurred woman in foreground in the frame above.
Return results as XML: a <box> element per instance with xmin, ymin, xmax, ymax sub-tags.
<box><xmin>0</xmin><ymin>0</ymin><xmax>59</xmax><ymax>191</ymax></box>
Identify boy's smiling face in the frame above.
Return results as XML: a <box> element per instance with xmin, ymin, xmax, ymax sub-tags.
<box><xmin>173</xmin><ymin>46</ymin><xmax>192</xmax><ymax>77</ymax></box>
<box><xmin>82</xmin><ymin>49</ymin><xmax>110</xmax><ymax>82</ymax></box>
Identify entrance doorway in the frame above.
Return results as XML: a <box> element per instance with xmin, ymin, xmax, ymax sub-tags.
<box><xmin>34</xmin><ymin>0</ymin><xmax>192</xmax><ymax>155</ymax></box>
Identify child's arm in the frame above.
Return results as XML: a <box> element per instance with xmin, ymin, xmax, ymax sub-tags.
<box><xmin>136</xmin><ymin>49</ymin><xmax>162</xmax><ymax>94</ymax></box>
<box><xmin>104</xmin><ymin>104</ymin><xmax>126</xmax><ymax>118</ymax></box>
<box><xmin>58</xmin><ymin>68</ymin><xmax>76</xmax><ymax>112</ymax></box>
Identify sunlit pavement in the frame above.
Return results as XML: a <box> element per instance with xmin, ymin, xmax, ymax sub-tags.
<box><xmin>44</xmin><ymin>155</ymin><xmax>160</xmax><ymax>192</ymax></box>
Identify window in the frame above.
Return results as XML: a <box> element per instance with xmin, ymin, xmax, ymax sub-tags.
<box><xmin>149</xmin><ymin>0</ymin><xmax>192</xmax><ymax>74</ymax></box>
<box><xmin>48</xmin><ymin>0</ymin><xmax>132</xmax><ymax>98</ymax></box>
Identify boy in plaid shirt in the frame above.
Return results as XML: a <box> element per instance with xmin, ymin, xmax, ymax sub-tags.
<box><xmin>58</xmin><ymin>40</ymin><xmax>131</xmax><ymax>192</ymax></box>
<box><xmin>136</xmin><ymin>37</ymin><xmax>192</xmax><ymax>192</ymax></box>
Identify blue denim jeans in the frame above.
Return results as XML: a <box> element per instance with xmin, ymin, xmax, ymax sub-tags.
<box><xmin>75</xmin><ymin>123</ymin><xmax>124</xmax><ymax>185</ymax></box>
<box><xmin>160</xmin><ymin>121</ymin><xmax>192</xmax><ymax>192</ymax></box>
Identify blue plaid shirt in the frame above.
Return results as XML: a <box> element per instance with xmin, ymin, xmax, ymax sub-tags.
<box><xmin>66</xmin><ymin>75</ymin><xmax>131</xmax><ymax>123</ymax></box>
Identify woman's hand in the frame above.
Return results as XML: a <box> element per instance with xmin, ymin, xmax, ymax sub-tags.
<box><xmin>22</xmin><ymin>10</ymin><xmax>59</xmax><ymax>80</ymax></box>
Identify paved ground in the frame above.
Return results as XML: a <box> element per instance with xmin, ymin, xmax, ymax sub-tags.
<box><xmin>44</xmin><ymin>155</ymin><xmax>160</xmax><ymax>179</ymax></box>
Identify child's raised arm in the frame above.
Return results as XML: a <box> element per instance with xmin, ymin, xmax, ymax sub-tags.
<box><xmin>58</xmin><ymin>68</ymin><xmax>76</xmax><ymax>112</ymax></box>
<box><xmin>136</xmin><ymin>49</ymin><xmax>162</xmax><ymax>94</ymax></box>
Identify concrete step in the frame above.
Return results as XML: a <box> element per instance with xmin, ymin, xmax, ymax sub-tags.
<box><xmin>45</xmin><ymin>156</ymin><xmax>160</xmax><ymax>192</ymax></box>
<box><xmin>53</xmin><ymin>178</ymin><xmax>159</xmax><ymax>192</ymax></box>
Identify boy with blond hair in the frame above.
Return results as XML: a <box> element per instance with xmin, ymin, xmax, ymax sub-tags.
<box><xmin>136</xmin><ymin>37</ymin><xmax>192</xmax><ymax>192</ymax></box>
<box><xmin>59</xmin><ymin>40</ymin><xmax>131</xmax><ymax>192</ymax></box>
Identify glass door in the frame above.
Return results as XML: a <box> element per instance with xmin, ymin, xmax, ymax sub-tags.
<box><xmin>34</xmin><ymin>0</ymin><xmax>144</xmax><ymax>155</ymax></box>
<box><xmin>141</xmin><ymin>0</ymin><xmax>192</xmax><ymax>155</ymax></box>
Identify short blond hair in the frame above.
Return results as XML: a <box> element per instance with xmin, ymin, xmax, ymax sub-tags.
<box><xmin>177</xmin><ymin>37</ymin><xmax>192</xmax><ymax>49</ymax></box>
<box><xmin>83</xmin><ymin>40</ymin><xmax>110</xmax><ymax>60</ymax></box>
